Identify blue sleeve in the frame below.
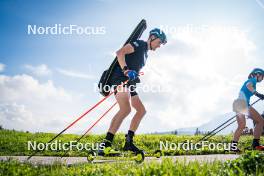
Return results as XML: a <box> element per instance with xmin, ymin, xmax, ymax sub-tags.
<box><xmin>250</xmin><ymin>78</ymin><xmax>257</xmax><ymax>85</ymax></box>
<box><xmin>248</xmin><ymin>78</ymin><xmax>257</xmax><ymax>90</ymax></box>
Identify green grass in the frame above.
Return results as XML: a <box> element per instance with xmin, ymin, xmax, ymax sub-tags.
<box><xmin>1</xmin><ymin>129</ymin><xmax>264</xmax><ymax>175</ymax></box>
<box><xmin>1</xmin><ymin>151</ymin><xmax>264</xmax><ymax>176</ymax></box>
<box><xmin>0</xmin><ymin>129</ymin><xmax>263</xmax><ymax>157</ymax></box>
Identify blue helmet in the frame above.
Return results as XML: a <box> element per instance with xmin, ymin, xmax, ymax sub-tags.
<box><xmin>248</xmin><ymin>68</ymin><xmax>264</xmax><ymax>79</ymax></box>
<box><xmin>149</xmin><ymin>28</ymin><xmax>167</xmax><ymax>44</ymax></box>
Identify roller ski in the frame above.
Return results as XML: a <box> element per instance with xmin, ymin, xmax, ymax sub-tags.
<box><xmin>87</xmin><ymin>149</ymin><xmax>145</xmax><ymax>164</ymax></box>
<box><xmin>87</xmin><ymin>134</ymin><xmax>164</xmax><ymax>163</ymax></box>
<box><xmin>87</xmin><ymin>138</ymin><xmax>145</xmax><ymax>163</ymax></box>
<box><xmin>122</xmin><ymin>134</ymin><xmax>163</xmax><ymax>159</ymax></box>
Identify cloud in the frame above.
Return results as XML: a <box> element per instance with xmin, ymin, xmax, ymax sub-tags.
<box><xmin>0</xmin><ymin>74</ymin><xmax>84</xmax><ymax>132</ymax></box>
<box><xmin>57</xmin><ymin>68</ymin><xmax>95</xmax><ymax>79</ymax></box>
<box><xmin>0</xmin><ymin>73</ymin><xmax>118</xmax><ymax>134</ymax></box>
<box><xmin>0</xmin><ymin>103</ymin><xmax>34</xmax><ymax>130</ymax></box>
<box><xmin>0</xmin><ymin>26</ymin><xmax>262</xmax><ymax>134</ymax></box>
<box><xmin>24</xmin><ymin>64</ymin><xmax>52</xmax><ymax>76</ymax></box>
<box><xmin>136</xmin><ymin>25</ymin><xmax>260</xmax><ymax>132</ymax></box>
<box><xmin>0</xmin><ymin>63</ymin><xmax>5</xmax><ymax>72</ymax></box>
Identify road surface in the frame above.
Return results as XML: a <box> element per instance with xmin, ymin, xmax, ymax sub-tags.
<box><xmin>0</xmin><ymin>154</ymin><xmax>240</xmax><ymax>165</ymax></box>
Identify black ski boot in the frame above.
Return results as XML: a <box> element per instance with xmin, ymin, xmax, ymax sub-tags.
<box><xmin>98</xmin><ymin>132</ymin><xmax>116</xmax><ymax>156</ymax></box>
<box><xmin>252</xmin><ymin>139</ymin><xmax>264</xmax><ymax>151</ymax></box>
<box><xmin>229</xmin><ymin>141</ymin><xmax>241</xmax><ymax>153</ymax></box>
<box><xmin>123</xmin><ymin>131</ymin><xmax>142</xmax><ymax>153</ymax></box>
<box><xmin>98</xmin><ymin>139</ymin><xmax>112</xmax><ymax>156</ymax></box>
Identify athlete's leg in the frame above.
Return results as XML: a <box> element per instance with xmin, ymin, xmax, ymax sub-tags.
<box><xmin>129</xmin><ymin>95</ymin><xmax>146</xmax><ymax>132</ymax></box>
<box><xmin>123</xmin><ymin>92</ymin><xmax>146</xmax><ymax>153</ymax></box>
<box><xmin>98</xmin><ymin>87</ymin><xmax>131</xmax><ymax>154</ymax></box>
<box><xmin>108</xmin><ymin>87</ymin><xmax>131</xmax><ymax>134</ymax></box>
<box><xmin>233</xmin><ymin>114</ymin><xmax>246</xmax><ymax>142</ymax></box>
<box><xmin>249</xmin><ymin>107</ymin><xmax>264</xmax><ymax>139</ymax></box>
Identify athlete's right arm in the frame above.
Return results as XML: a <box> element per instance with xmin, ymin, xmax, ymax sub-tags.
<box><xmin>116</xmin><ymin>44</ymin><xmax>135</xmax><ymax>71</ymax></box>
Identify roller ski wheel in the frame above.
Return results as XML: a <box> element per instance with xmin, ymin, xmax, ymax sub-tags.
<box><xmin>133</xmin><ymin>150</ymin><xmax>145</xmax><ymax>163</ymax></box>
<box><xmin>121</xmin><ymin>150</ymin><xmax>145</xmax><ymax>163</ymax></box>
<box><xmin>153</xmin><ymin>150</ymin><xmax>162</xmax><ymax>158</ymax></box>
<box><xmin>87</xmin><ymin>150</ymin><xmax>96</xmax><ymax>163</ymax></box>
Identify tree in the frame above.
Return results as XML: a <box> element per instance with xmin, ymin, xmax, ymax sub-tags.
<box><xmin>195</xmin><ymin>128</ymin><xmax>201</xmax><ymax>135</ymax></box>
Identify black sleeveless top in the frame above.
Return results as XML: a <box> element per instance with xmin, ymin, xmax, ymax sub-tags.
<box><xmin>125</xmin><ymin>40</ymin><xmax>148</xmax><ymax>72</ymax></box>
<box><xmin>114</xmin><ymin>40</ymin><xmax>148</xmax><ymax>75</ymax></box>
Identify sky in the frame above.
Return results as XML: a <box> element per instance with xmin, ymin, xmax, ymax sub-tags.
<box><xmin>0</xmin><ymin>0</ymin><xmax>264</xmax><ymax>135</ymax></box>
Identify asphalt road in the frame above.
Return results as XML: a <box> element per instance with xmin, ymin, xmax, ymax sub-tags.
<box><xmin>0</xmin><ymin>154</ymin><xmax>240</xmax><ymax>165</ymax></box>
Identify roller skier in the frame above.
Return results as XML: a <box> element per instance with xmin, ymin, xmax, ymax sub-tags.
<box><xmin>231</xmin><ymin>68</ymin><xmax>264</xmax><ymax>152</ymax></box>
<box><xmin>98</xmin><ymin>28</ymin><xmax>167</xmax><ymax>156</ymax></box>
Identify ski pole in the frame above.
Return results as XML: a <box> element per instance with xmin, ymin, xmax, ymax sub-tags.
<box><xmin>202</xmin><ymin>113</ymin><xmax>256</xmax><ymax>141</ymax></box>
<box><xmin>60</xmin><ymin>73</ymin><xmax>144</xmax><ymax>158</ymax></box>
<box><xmin>61</xmin><ymin>102</ymin><xmax>118</xmax><ymax>158</ymax></box>
<box><xmin>27</xmin><ymin>80</ymin><xmax>128</xmax><ymax>160</ymax></box>
<box><xmin>198</xmin><ymin>98</ymin><xmax>261</xmax><ymax>143</ymax></box>
<box><xmin>202</xmin><ymin>119</ymin><xmax>237</xmax><ymax>141</ymax></box>
<box><xmin>27</xmin><ymin>73</ymin><xmax>144</xmax><ymax>160</ymax></box>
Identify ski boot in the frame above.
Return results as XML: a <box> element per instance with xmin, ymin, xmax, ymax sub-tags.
<box><xmin>252</xmin><ymin>139</ymin><xmax>264</xmax><ymax>151</ymax></box>
<box><xmin>229</xmin><ymin>141</ymin><xmax>241</xmax><ymax>153</ymax></box>
<box><xmin>123</xmin><ymin>134</ymin><xmax>145</xmax><ymax>163</ymax></box>
<box><xmin>97</xmin><ymin>139</ymin><xmax>120</xmax><ymax>156</ymax></box>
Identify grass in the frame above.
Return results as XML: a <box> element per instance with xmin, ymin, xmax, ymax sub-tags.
<box><xmin>0</xmin><ymin>129</ymin><xmax>263</xmax><ymax>157</ymax></box>
<box><xmin>1</xmin><ymin>129</ymin><xmax>264</xmax><ymax>175</ymax></box>
<box><xmin>0</xmin><ymin>151</ymin><xmax>264</xmax><ymax>176</ymax></box>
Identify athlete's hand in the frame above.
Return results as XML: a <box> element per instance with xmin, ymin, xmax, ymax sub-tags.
<box><xmin>125</xmin><ymin>70</ymin><xmax>138</xmax><ymax>81</ymax></box>
<box><xmin>254</xmin><ymin>92</ymin><xmax>264</xmax><ymax>100</ymax></box>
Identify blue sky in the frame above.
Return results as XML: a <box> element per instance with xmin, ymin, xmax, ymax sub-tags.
<box><xmin>1</xmin><ymin>0</ymin><xmax>264</xmax><ymax>134</ymax></box>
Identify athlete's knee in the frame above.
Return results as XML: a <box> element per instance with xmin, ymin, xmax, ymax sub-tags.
<box><xmin>237</xmin><ymin>122</ymin><xmax>246</xmax><ymax>130</ymax></box>
<box><xmin>120</xmin><ymin>106</ymin><xmax>131</xmax><ymax>116</ymax></box>
<box><xmin>139</xmin><ymin>107</ymin><xmax>146</xmax><ymax>117</ymax></box>
<box><xmin>125</xmin><ymin>106</ymin><xmax>132</xmax><ymax>115</ymax></box>
<box><xmin>239</xmin><ymin>125</ymin><xmax>246</xmax><ymax>130</ymax></box>
<box><xmin>134</xmin><ymin>105</ymin><xmax>146</xmax><ymax>116</ymax></box>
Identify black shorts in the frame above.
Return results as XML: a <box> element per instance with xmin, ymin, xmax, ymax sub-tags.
<box><xmin>108</xmin><ymin>70</ymin><xmax>139</xmax><ymax>97</ymax></box>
